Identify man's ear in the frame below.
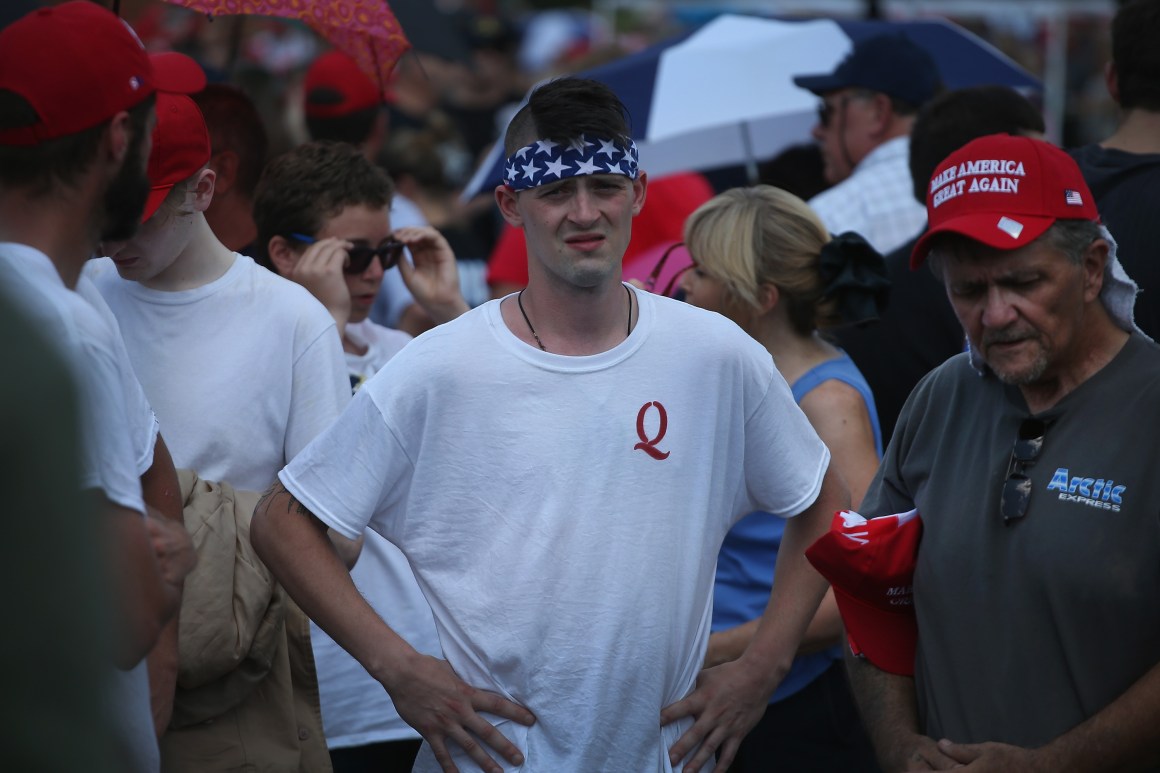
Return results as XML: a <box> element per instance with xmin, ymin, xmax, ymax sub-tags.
<box><xmin>106</xmin><ymin>110</ymin><xmax>132</xmax><ymax>163</ymax></box>
<box><xmin>1105</xmin><ymin>61</ymin><xmax>1120</xmax><ymax>105</ymax></box>
<box><xmin>1082</xmin><ymin>237</ymin><xmax>1110</xmax><ymax>304</ymax></box>
<box><xmin>631</xmin><ymin>170</ymin><xmax>648</xmax><ymax>216</ymax></box>
<box><xmin>210</xmin><ymin>150</ymin><xmax>239</xmax><ymax>196</ymax></box>
<box><xmin>867</xmin><ymin>92</ymin><xmax>893</xmax><ymax>137</ymax></box>
<box><xmin>266</xmin><ymin>235</ymin><xmax>298</xmax><ymax>278</ymax></box>
<box><xmin>495</xmin><ymin>183</ymin><xmax>523</xmax><ymax>228</ymax></box>
<box><xmin>191</xmin><ymin>167</ymin><xmax>216</xmax><ymax>213</ymax></box>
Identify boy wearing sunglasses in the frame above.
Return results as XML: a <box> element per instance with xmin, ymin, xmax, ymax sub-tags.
<box><xmin>255</xmin><ymin>140</ymin><xmax>469</xmax><ymax>395</ymax></box>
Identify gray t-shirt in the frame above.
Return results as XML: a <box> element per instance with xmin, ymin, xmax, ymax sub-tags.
<box><xmin>862</xmin><ymin>334</ymin><xmax>1160</xmax><ymax>747</ymax></box>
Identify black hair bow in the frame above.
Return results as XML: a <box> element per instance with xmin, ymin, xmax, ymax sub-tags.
<box><xmin>818</xmin><ymin>231</ymin><xmax>891</xmax><ymax>326</ymax></box>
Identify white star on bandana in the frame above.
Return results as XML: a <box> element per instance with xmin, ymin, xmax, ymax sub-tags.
<box><xmin>574</xmin><ymin>157</ymin><xmax>600</xmax><ymax>175</ymax></box>
<box><xmin>605</xmin><ymin>160</ymin><xmax>624</xmax><ymax>175</ymax></box>
<box><xmin>568</xmin><ymin>137</ymin><xmax>594</xmax><ymax>154</ymax></box>
<box><xmin>535</xmin><ymin>139</ymin><xmax>559</xmax><ymax>156</ymax></box>
<box><xmin>597</xmin><ymin>138</ymin><xmax>619</xmax><ymax>158</ymax></box>
<box><xmin>521</xmin><ymin>160</ymin><xmax>541</xmax><ymax>179</ymax></box>
<box><xmin>516</xmin><ymin>145</ymin><xmax>532</xmax><ymax>160</ymax></box>
<box><xmin>543</xmin><ymin>158</ymin><xmax>569</xmax><ymax>179</ymax></box>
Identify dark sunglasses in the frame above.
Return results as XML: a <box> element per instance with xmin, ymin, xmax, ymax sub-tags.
<box><xmin>288</xmin><ymin>232</ymin><xmax>404</xmax><ymax>274</ymax></box>
<box><xmin>816</xmin><ymin>100</ymin><xmax>840</xmax><ymax>129</ymax></box>
<box><xmin>644</xmin><ymin>241</ymin><xmax>691</xmax><ymax>297</ymax></box>
<box><xmin>1000</xmin><ymin>418</ymin><xmax>1049</xmax><ymax>524</ymax></box>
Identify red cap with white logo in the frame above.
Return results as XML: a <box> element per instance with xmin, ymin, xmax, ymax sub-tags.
<box><xmin>0</xmin><ymin>2</ymin><xmax>198</xmax><ymax>146</ymax></box>
<box><xmin>805</xmin><ymin>509</ymin><xmax>923</xmax><ymax>676</ymax></box>
<box><xmin>911</xmin><ymin>133</ymin><xmax>1100</xmax><ymax>269</ymax></box>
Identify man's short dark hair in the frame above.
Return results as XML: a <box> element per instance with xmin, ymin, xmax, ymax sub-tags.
<box><xmin>0</xmin><ymin>94</ymin><xmax>154</xmax><ymax>195</ymax></box>
<box><xmin>1112</xmin><ymin>0</ymin><xmax>1160</xmax><ymax>112</ymax></box>
<box><xmin>503</xmin><ymin>77</ymin><xmax>631</xmax><ymax>156</ymax></box>
<box><xmin>191</xmin><ymin>84</ymin><xmax>268</xmax><ymax>199</ymax></box>
<box><xmin>908</xmin><ymin>85</ymin><xmax>1045</xmax><ymax>203</ymax></box>
<box><xmin>252</xmin><ymin>140</ymin><xmax>394</xmax><ymax>268</ymax></box>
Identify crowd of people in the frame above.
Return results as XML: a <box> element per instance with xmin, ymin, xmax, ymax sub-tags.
<box><xmin>2</xmin><ymin>0</ymin><xmax>1160</xmax><ymax>772</ymax></box>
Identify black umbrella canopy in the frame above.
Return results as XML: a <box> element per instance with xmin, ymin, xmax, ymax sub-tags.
<box><xmin>388</xmin><ymin>0</ymin><xmax>472</xmax><ymax>64</ymax></box>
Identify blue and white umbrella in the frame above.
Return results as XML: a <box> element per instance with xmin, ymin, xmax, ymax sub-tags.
<box><xmin>463</xmin><ymin>14</ymin><xmax>1040</xmax><ymax>198</ymax></box>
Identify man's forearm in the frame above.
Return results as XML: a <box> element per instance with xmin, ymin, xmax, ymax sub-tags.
<box><xmin>845</xmin><ymin>648</ymin><xmax>938</xmax><ymax>771</ymax></box>
<box><xmin>250</xmin><ymin>483</ymin><xmax>418</xmax><ymax>688</ymax></box>
<box><xmin>1034</xmin><ymin>660</ymin><xmax>1160</xmax><ymax>772</ymax></box>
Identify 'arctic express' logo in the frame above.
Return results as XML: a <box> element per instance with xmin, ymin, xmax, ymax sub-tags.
<box><xmin>1046</xmin><ymin>468</ymin><xmax>1125</xmax><ymax>512</ymax></box>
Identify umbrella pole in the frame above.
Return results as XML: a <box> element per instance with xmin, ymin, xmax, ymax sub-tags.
<box><xmin>741</xmin><ymin>122</ymin><xmax>759</xmax><ymax>185</ymax></box>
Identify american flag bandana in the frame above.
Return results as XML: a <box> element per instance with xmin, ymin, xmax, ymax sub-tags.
<box><xmin>502</xmin><ymin>135</ymin><xmax>639</xmax><ymax>191</ymax></box>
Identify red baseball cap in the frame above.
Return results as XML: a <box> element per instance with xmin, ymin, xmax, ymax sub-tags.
<box><xmin>805</xmin><ymin>509</ymin><xmax>923</xmax><ymax>676</ymax></box>
<box><xmin>303</xmin><ymin>50</ymin><xmax>383</xmax><ymax>119</ymax></box>
<box><xmin>150</xmin><ymin>52</ymin><xmax>208</xmax><ymax>96</ymax></box>
<box><xmin>142</xmin><ymin>93</ymin><xmax>211</xmax><ymax>223</ymax></box>
<box><xmin>0</xmin><ymin>2</ymin><xmax>198</xmax><ymax>146</ymax></box>
<box><xmin>911</xmin><ymin>134</ymin><xmax>1100</xmax><ymax>269</ymax></box>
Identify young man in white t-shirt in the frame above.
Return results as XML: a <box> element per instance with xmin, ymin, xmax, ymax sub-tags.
<box><xmin>252</xmin><ymin>139</ymin><xmax>468</xmax><ymax>771</ymax></box>
<box><xmin>251</xmin><ymin>77</ymin><xmax>848</xmax><ymax>773</ymax></box>
<box><xmin>88</xmin><ymin>93</ymin><xmax>349</xmax><ymax>494</ymax></box>
<box><xmin>85</xmin><ymin>90</ymin><xmax>350</xmax><ymax>770</ymax></box>
<box><xmin>0</xmin><ymin>5</ymin><xmax>199</xmax><ymax>769</ymax></box>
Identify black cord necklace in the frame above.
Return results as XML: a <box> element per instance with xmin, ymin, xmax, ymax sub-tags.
<box><xmin>517</xmin><ymin>284</ymin><xmax>634</xmax><ymax>353</ymax></box>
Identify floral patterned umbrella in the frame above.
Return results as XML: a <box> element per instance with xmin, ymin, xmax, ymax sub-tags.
<box><xmin>162</xmin><ymin>0</ymin><xmax>410</xmax><ymax>95</ymax></box>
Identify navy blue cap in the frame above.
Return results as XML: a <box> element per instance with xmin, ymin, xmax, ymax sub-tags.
<box><xmin>793</xmin><ymin>33</ymin><xmax>940</xmax><ymax>108</ymax></box>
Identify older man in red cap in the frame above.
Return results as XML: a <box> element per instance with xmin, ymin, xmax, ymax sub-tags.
<box><xmin>846</xmin><ymin>132</ymin><xmax>1160</xmax><ymax>771</ymax></box>
<box><xmin>0</xmin><ymin>3</ymin><xmax>201</xmax><ymax>770</ymax></box>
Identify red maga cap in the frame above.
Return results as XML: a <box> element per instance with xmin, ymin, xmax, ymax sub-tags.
<box><xmin>142</xmin><ymin>93</ymin><xmax>211</xmax><ymax>223</ymax></box>
<box><xmin>805</xmin><ymin>509</ymin><xmax>923</xmax><ymax>676</ymax></box>
<box><xmin>0</xmin><ymin>2</ymin><xmax>198</xmax><ymax>146</ymax></box>
<box><xmin>911</xmin><ymin>134</ymin><xmax>1100</xmax><ymax>269</ymax></box>
<box><xmin>303</xmin><ymin>50</ymin><xmax>383</xmax><ymax>120</ymax></box>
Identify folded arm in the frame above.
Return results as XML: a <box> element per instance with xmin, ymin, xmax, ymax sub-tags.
<box><xmin>250</xmin><ymin>481</ymin><xmax>534</xmax><ymax>773</ymax></box>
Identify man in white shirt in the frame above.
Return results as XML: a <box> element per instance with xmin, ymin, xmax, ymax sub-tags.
<box><xmin>251</xmin><ymin>77</ymin><xmax>848</xmax><ymax>773</ymax></box>
<box><xmin>87</xmin><ymin>89</ymin><xmax>350</xmax><ymax>772</ymax></box>
<box><xmin>794</xmin><ymin>33</ymin><xmax>941</xmax><ymax>254</ymax></box>
<box><xmin>0</xmin><ymin>4</ymin><xmax>198</xmax><ymax>769</ymax></box>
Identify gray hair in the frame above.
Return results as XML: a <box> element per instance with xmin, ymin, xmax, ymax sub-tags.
<box><xmin>926</xmin><ymin>218</ymin><xmax>1102</xmax><ymax>279</ymax></box>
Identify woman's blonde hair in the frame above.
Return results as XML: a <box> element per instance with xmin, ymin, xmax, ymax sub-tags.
<box><xmin>683</xmin><ymin>185</ymin><xmax>840</xmax><ymax>335</ymax></box>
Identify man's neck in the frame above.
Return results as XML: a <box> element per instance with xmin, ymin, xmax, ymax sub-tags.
<box><xmin>0</xmin><ymin>189</ymin><xmax>100</xmax><ymax>289</ymax></box>
<box><xmin>1100</xmin><ymin>109</ymin><xmax>1160</xmax><ymax>154</ymax></box>
<box><xmin>1018</xmin><ymin>308</ymin><xmax>1131</xmax><ymax>414</ymax></box>
<box><xmin>141</xmin><ymin>215</ymin><xmax>237</xmax><ymax>292</ymax></box>
<box><xmin>204</xmin><ymin>192</ymin><xmax>257</xmax><ymax>253</ymax></box>
<box><xmin>503</xmin><ymin>276</ymin><xmax>634</xmax><ymax>356</ymax></box>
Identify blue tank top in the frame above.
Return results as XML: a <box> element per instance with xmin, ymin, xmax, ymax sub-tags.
<box><xmin>711</xmin><ymin>352</ymin><xmax>882</xmax><ymax>703</ymax></box>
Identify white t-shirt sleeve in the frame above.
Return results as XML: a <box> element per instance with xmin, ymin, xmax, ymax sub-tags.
<box><xmin>279</xmin><ymin>387</ymin><xmax>412</xmax><ymax>540</ymax></box>
<box><xmin>743</xmin><ymin>368</ymin><xmax>830</xmax><ymax>519</ymax></box>
<box><xmin>78</xmin><ymin>334</ymin><xmax>147</xmax><ymax>515</ymax></box>
<box><xmin>77</xmin><ymin>275</ymin><xmax>159</xmax><ymax>476</ymax></box>
<box><xmin>284</xmin><ymin>323</ymin><xmax>352</xmax><ymax>463</ymax></box>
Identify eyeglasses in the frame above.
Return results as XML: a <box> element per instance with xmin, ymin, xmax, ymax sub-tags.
<box><xmin>643</xmin><ymin>241</ymin><xmax>691</xmax><ymax>297</ymax></box>
<box><xmin>816</xmin><ymin>90</ymin><xmax>874</xmax><ymax>128</ymax></box>
<box><xmin>288</xmin><ymin>232</ymin><xmax>405</xmax><ymax>274</ymax></box>
<box><xmin>1000</xmin><ymin>418</ymin><xmax>1049</xmax><ymax>524</ymax></box>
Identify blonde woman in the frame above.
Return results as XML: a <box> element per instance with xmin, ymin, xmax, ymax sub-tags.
<box><xmin>682</xmin><ymin>185</ymin><xmax>887</xmax><ymax>771</ymax></box>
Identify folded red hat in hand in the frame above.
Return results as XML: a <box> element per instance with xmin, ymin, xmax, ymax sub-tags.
<box><xmin>805</xmin><ymin>509</ymin><xmax>923</xmax><ymax>676</ymax></box>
